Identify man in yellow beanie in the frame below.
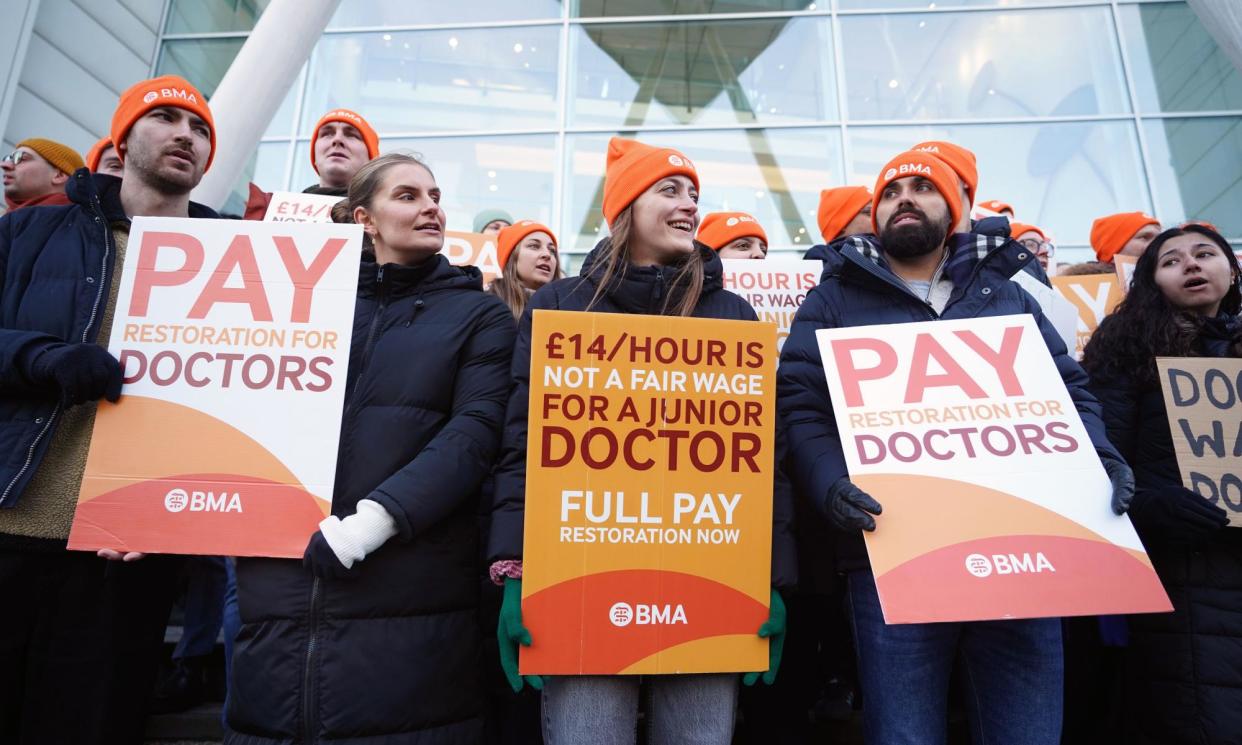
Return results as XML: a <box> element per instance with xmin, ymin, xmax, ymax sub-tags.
<box><xmin>1</xmin><ymin>137</ymin><xmax>84</xmax><ymax>212</ymax></box>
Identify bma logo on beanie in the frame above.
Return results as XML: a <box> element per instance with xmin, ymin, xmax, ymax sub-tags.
<box><xmin>324</xmin><ymin>109</ymin><xmax>362</xmax><ymax>125</ymax></box>
<box><xmin>668</xmin><ymin>153</ymin><xmax>693</xmax><ymax>168</ymax></box>
<box><xmin>143</xmin><ymin>91</ymin><xmax>158</xmax><ymax>104</ymax></box>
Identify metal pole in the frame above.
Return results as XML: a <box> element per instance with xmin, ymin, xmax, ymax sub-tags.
<box><xmin>1187</xmin><ymin>0</ymin><xmax>1242</xmax><ymax>77</ymax></box>
<box><xmin>191</xmin><ymin>0</ymin><xmax>342</xmax><ymax>209</ymax></box>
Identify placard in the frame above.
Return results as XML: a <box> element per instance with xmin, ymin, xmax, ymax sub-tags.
<box><xmin>1051</xmin><ymin>274</ymin><xmax>1123</xmax><ymax>359</ymax></box>
<box><xmin>722</xmin><ymin>258</ymin><xmax>819</xmax><ymax>351</ymax></box>
<box><xmin>263</xmin><ymin>191</ymin><xmax>343</xmax><ymax>223</ymax></box>
<box><xmin>442</xmin><ymin>230</ymin><xmax>501</xmax><ymax>285</ymax></box>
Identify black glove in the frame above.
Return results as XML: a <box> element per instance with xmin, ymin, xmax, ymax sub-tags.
<box><xmin>825</xmin><ymin>478</ymin><xmax>883</xmax><ymax>532</ymax></box>
<box><xmin>1102</xmin><ymin>458</ymin><xmax>1135</xmax><ymax>515</ymax></box>
<box><xmin>30</xmin><ymin>343</ymin><xmax>122</xmax><ymax>406</ymax></box>
<box><xmin>303</xmin><ymin>531</ymin><xmax>358</xmax><ymax>580</ymax></box>
<box><xmin>1130</xmin><ymin>485</ymin><xmax>1228</xmax><ymax>546</ymax></box>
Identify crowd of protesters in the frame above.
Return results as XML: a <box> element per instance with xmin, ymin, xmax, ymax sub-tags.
<box><xmin>0</xmin><ymin>72</ymin><xmax>1239</xmax><ymax>745</ymax></box>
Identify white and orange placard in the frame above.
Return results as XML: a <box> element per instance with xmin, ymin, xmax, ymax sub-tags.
<box><xmin>1051</xmin><ymin>274</ymin><xmax>1123</xmax><ymax>359</ymax></box>
<box><xmin>723</xmin><ymin>258</ymin><xmax>818</xmax><ymax>351</ymax></box>
<box><xmin>441</xmin><ymin>230</ymin><xmax>500</xmax><ymax>285</ymax></box>
<box><xmin>67</xmin><ymin>217</ymin><xmax>363</xmax><ymax>558</ymax></box>
<box><xmin>1157</xmin><ymin>358</ymin><xmax>1242</xmax><ymax>527</ymax></box>
<box><xmin>521</xmin><ymin>310</ymin><xmax>777</xmax><ymax>674</ymax></box>
<box><xmin>816</xmin><ymin>315</ymin><xmax>1170</xmax><ymax>624</ymax></box>
<box><xmin>1114</xmin><ymin>255</ymin><xmax>1137</xmax><ymax>294</ymax></box>
<box><xmin>263</xmin><ymin>191</ymin><xmax>343</xmax><ymax>223</ymax></box>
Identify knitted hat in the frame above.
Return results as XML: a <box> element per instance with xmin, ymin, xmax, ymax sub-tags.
<box><xmin>310</xmin><ymin>109</ymin><xmax>379</xmax><ymax>173</ymax></box>
<box><xmin>1008</xmin><ymin>222</ymin><xmax>1047</xmax><ymax>242</ymax></box>
<box><xmin>871</xmin><ymin>151</ymin><xmax>963</xmax><ymax>235</ymax></box>
<box><xmin>473</xmin><ymin>208</ymin><xmax>514</xmax><ymax>233</ymax></box>
<box><xmin>602</xmin><ymin>137</ymin><xmax>699</xmax><ymax>225</ymax></box>
<box><xmin>697</xmin><ymin>212</ymin><xmax>767</xmax><ymax>251</ymax></box>
<box><xmin>84</xmin><ymin>137</ymin><xmax>113</xmax><ymax>172</ymax></box>
<box><xmin>817</xmin><ymin>186</ymin><xmax>872</xmax><ymax>243</ymax></box>
<box><xmin>979</xmin><ymin>199</ymin><xmax>1013</xmax><ymax>215</ymax></box>
<box><xmin>1090</xmin><ymin>211</ymin><xmax>1159</xmax><ymax>263</ymax></box>
<box><xmin>497</xmin><ymin>220</ymin><xmax>556</xmax><ymax>270</ymax></box>
<box><xmin>111</xmin><ymin>75</ymin><xmax>215</xmax><ymax>171</ymax></box>
<box><xmin>15</xmin><ymin>138</ymin><xmax>84</xmax><ymax>176</ymax></box>
<box><xmin>911</xmin><ymin>140</ymin><xmax>977</xmax><ymax>204</ymax></box>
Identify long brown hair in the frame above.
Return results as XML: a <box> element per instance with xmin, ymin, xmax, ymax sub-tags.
<box><xmin>586</xmin><ymin>205</ymin><xmax>705</xmax><ymax>317</ymax></box>
<box><xmin>488</xmin><ymin>235</ymin><xmax>564</xmax><ymax>319</ymax></box>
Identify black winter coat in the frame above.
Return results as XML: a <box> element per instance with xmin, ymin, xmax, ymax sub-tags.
<box><xmin>226</xmin><ymin>255</ymin><xmax>516</xmax><ymax>745</ymax></box>
<box><xmin>1090</xmin><ymin>314</ymin><xmax>1242</xmax><ymax>745</ymax></box>
<box><xmin>779</xmin><ymin>233</ymin><xmax>1120</xmax><ymax>571</ymax></box>
<box><xmin>487</xmin><ymin>240</ymin><xmax>798</xmax><ymax>588</ymax></box>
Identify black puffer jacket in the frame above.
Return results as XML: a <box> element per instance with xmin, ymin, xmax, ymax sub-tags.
<box><xmin>1090</xmin><ymin>314</ymin><xmax>1242</xmax><ymax>745</ymax></box>
<box><xmin>226</xmin><ymin>255</ymin><xmax>516</xmax><ymax>745</ymax></box>
<box><xmin>487</xmin><ymin>240</ymin><xmax>798</xmax><ymax>588</ymax></box>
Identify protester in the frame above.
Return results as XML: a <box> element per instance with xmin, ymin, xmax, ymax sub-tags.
<box><xmin>475</xmin><ymin>208</ymin><xmax>513</xmax><ymax>235</ymax></box>
<box><xmin>242</xmin><ymin>108</ymin><xmax>379</xmax><ymax>219</ymax></box>
<box><xmin>2</xmin><ymin>137</ymin><xmax>84</xmax><ymax>212</ymax></box>
<box><xmin>1091</xmin><ymin>211</ymin><xmax>1160</xmax><ymax>264</ymax></box>
<box><xmin>911</xmin><ymin>140</ymin><xmax>978</xmax><ymax>234</ymax></box>
<box><xmin>0</xmin><ymin>74</ymin><xmax>217</xmax><ymax>745</ymax></box>
<box><xmin>488</xmin><ymin>219</ymin><xmax>562</xmax><ymax>319</ymax></box>
<box><xmin>1010</xmin><ymin>222</ymin><xmax>1054</xmax><ymax>271</ymax></box>
<box><xmin>1082</xmin><ymin>224</ymin><xmax>1241</xmax><ymax>745</ymax></box>
<box><xmin>978</xmin><ymin>199</ymin><xmax>1015</xmax><ymax>217</ymax></box>
<box><xmin>225</xmin><ymin>152</ymin><xmax>515</xmax><ymax>745</ymax></box>
<box><xmin>488</xmin><ymin>137</ymin><xmax>796</xmax><ymax>744</ymax></box>
<box><xmin>778</xmin><ymin>149</ymin><xmax>1133</xmax><ymax>745</ymax></box>
<box><xmin>698</xmin><ymin>211</ymin><xmax>768</xmax><ymax>258</ymax></box>
<box><xmin>815</xmin><ymin>186</ymin><xmax>872</xmax><ymax>246</ymax></box>
<box><xmin>85</xmin><ymin>137</ymin><xmax>124</xmax><ymax>178</ymax></box>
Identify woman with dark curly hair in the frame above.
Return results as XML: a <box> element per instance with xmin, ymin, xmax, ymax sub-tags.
<box><xmin>1081</xmin><ymin>223</ymin><xmax>1242</xmax><ymax>745</ymax></box>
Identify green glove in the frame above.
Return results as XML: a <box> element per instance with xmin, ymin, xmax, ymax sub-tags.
<box><xmin>497</xmin><ymin>578</ymin><xmax>543</xmax><ymax>693</ymax></box>
<box><xmin>743</xmin><ymin>588</ymin><xmax>786</xmax><ymax>686</ymax></box>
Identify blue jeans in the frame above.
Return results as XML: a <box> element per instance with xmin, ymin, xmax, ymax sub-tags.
<box><xmin>848</xmin><ymin>570</ymin><xmax>1063</xmax><ymax>745</ymax></box>
<box><xmin>173</xmin><ymin>556</ymin><xmax>227</xmax><ymax>659</ymax></box>
<box><xmin>541</xmin><ymin>674</ymin><xmax>737</xmax><ymax>745</ymax></box>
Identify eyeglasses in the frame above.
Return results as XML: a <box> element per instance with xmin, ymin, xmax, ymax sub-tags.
<box><xmin>1</xmin><ymin>151</ymin><xmax>34</xmax><ymax>165</ymax></box>
<box><xmin>1018</xmin><ymin>238</ymin><xmax>1055</xmax><ymax>256</ymax></box>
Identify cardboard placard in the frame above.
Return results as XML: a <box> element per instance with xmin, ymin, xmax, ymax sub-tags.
<box><xmin>67</xmin><ymin>218</ymin><xmax>362</xmax><ymax>557</ymax></box>
<box><xmin>263</xmin><ymin>191</ymin><xmax>343</xmax><ymax>223</ymax></box>
<box><xmin>521</xmin><ymin>310</ymin><xmax>777</xmax><ymax>674</ymax></box>
<box><xmin>722</xmin><ymin>258</ymin><xmax>819</xmax><ymax>352</ymax></box>
<box><xmin>1050</xmin><ymin>274</ymin><xmax>1123</xmax><ymax>359</ymax></box>
<box><xmin>1157</xmin><ymin>357</ymin><xmax>1242</xmax><ymax>526</ymax></box>
<box><xmin>816</xmin><ymin>315</ymin><xmax>1170</xmax><ymax>624</ymax></box>
<box><xmin>441</xmin><ymin>230</ymin><xmax>501</xmax><ymax>285</ymax></box>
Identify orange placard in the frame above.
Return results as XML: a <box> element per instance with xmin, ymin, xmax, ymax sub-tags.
<box><xmin>1051</xmin><ymin>274</ymin><xmax>1123</xmax><ymax>358</ymax></box>
<box><xmin>520</xmin><ymin>310</ymin><xmax>777</xmax><ymax>675</ymax></box>
<box><xmin>441</xmin><ymin>230</ymin><xmax>500</xmax><ymax>285</ymax></box>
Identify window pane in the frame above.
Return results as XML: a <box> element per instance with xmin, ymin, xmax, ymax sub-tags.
<box><xmin>157</xmin><ymin>41</ymin><xmax>302</xmax><ymax>138</ymax></box>
<box><xmin>1119</xmin><ymin>2</ymin><xmax>1242</xmax><ymax>113</ymax></box>
<box><xmin>564</xmin><ymin>129</ymin><xmax>842</xmax><ymax>260</ymax></box>
<box><xmin>329</xmin><ymin>0</ymin><xmax>561</xmax><ymax>28</ymax></box>
<box><xmin>570</xmin><ymin>18</ymin><xmax>835</xmax><ymax>129</ymax></box>
<box><xmin>574</xmin><ymin>0</ymin><xmax>815</xmax><ymax>17</ymax></box>
<box><xmin>301</xmin><ymin>28</ymin><xmax>561</xmax><ymax>134</ymax></box>
<box><xmin>222</xmin><ymin>141</ymin><xmax>291</xmax><ymax>217</ymax></box>
<box><xmin>1144</xmin><ymin>117</ymin><xmax>1242</xmax><ymax>239</ymax></box>
<box><xmin>165</xmin><ymin>0</ymin><xmax>270</xmax><ymax>34</ymax></box>
<box><xmin>847</xmin><ymin>121</ymin><xmax>1149</xmax><ymax>251</ymax></box>
<box><xmin>839</xmin><ymin>0</ymin><xmax>1096</xmax><ymax>9</ymax></box>
<box><xmin>290</xmin><ymin>135</ymin><xmax>557</xmax><ymax>235</ymax></box>
<box><xmin>840</xmin><ymin>8</ymin><xmax>1130</xmax><ymax>120</ymax></box>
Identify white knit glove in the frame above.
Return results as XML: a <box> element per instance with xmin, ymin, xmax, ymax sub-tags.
<box><xmin>318</xmin><ymin>499</ymin><xmax>399</xmax><ymax>569</ymax></box>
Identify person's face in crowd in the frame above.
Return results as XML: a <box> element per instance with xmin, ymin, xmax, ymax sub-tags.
<box><xmin>355</xmin><ymin>162</ymin><xmax>446</xmax><ymax>266</ymax></box>
<box><xmin>1120</xmin><ymin>224</ymin><xmax>1161</xmax><ymax>258</ymax></box>
<box><xmin>876</xmin><ymin>176</ymin><xmax>953</xmax><ymax>261</ymax></box>
<box><xmin>482</xmin><ymin>219</ymin><xmax>511</xmax><ymax>235</ymax></box>
<box><xmin>121</xmin><ymin>106</ymin><xmax>211</xmax><ymax>194</ymax></box>
<box><xmin>1016</xmin><ymin>230</ymin><xmax>1054</xmax><ymax>271</ymax></box>
<box><xmin>1</xmin><ymin>147</ymin><xmax>67</xmax><ymax>202</ymax></box>
<box><xmin>718</xmin><ymin>236</ymin><xmax>767</xmax><ymax>260</ymax></box>
<box><xmin>315</xmin><ymin>121</ymin><xmax>370</xmax><ymax>189</ymax></box>
<box><xmin>514</xmin><ymin>231</ymin><xmax>558</xmax><ymax>290</ymax></box>
<box><xmin>1153</xmin><ymin>233</ymin><xmax>1237</xmax><ymax>317</ymax></box>
<box><xmin>841</xmin><ymin>203</ymin><xmax>872</xmax><ymax>239</ymax></box>
<box><xmin>628</xmin><ymin>175</ymin><xmax>699</xmax><ymax>266</ymax></box>
<box><xmin>97</xmin><ymin>145</ymin><xmax>124</xmax><ymax>178</ymax></box>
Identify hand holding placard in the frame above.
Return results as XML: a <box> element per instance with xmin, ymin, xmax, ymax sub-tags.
<box><xmin>826</xmin><ymin>478</ymin><xmax>883</xmax><ymax>532</ymax></box>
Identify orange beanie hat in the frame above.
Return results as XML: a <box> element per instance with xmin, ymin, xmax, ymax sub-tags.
<box><xmin>602</xmin><ymin>137</ymin><xmax>699</xmax><ymax>225</ymax></box>
<box><xmin>111</xmin><ymin>75</ymin><xmax>215</xmax><ymax>171</ymax></box>
<box><xmin>497</xmin><ymin>220</ymin><xmax>556</xmax><ymax>270</ymax></box>
<box><xmin>85</xmin><ymin>137</ymin><xmax>112</xmax><ymax>172</ymax></box>
<box><xmin>911</xmin><ymin>140</ymin><xmax>977</xmax><ymax>204</ymax></box>
<box><xmin>872</xmin><ymin>151</ymin><xmax>963</xmax><ymax>235</ymax></box>
<box><xmin>817</xmin><ymin>186</ymin><xmax>872</xmax><ymax>243</ymax></box>
<box><xmin>15</xmin><ymin>138</ymin><xmax>84</xmax><ymax>176</ymax></box>
<box><xmin>310</xmin><ymin>109</ymin><xmax>380</xmax><ymax>173</ymax></box>
<box><xmin>1090</xmin><ymin>211</ymin><xmax>1159</xmax><ymax>263</ymax></box>
<box><xmin>697</xmin><ymin>212</ymin><xmax>767</xmax><ymax>251</ymax></box>
<box><xmin>1008</xmin><ymin>222</ymin><xmax>1047</xmax><ymax>241</ymax></box>
<box><xmin>979</xmin><ymin>199</ymin><xmax>1013</xmax><ymax>215</ymax></box>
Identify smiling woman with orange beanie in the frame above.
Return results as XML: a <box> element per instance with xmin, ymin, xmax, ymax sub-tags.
<box><xmin>488</xmin><ymin>136</ymin><xmax>796</xmax><ymax>744</ymax></box>
<box><xmin>488</xmin><ymin>219</ymin><xmax>563</xmax><ymax>319</ymax></box>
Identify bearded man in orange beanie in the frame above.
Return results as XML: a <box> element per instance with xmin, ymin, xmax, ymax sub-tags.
<box><xmin>0</xmin><ymin>74</ymin><xmax>219</xmax><ymax>744</ymax></box>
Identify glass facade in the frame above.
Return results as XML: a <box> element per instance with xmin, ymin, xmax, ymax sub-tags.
<box><xmin>156</xmin><ymin>0</ymin><xmax>1242</xmax><ymax>265</ymax></box>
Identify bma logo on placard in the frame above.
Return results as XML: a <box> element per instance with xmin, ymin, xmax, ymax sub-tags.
<box><xmin>607</xmin><ymin>602</ymin><xmax>688</xmax><ymax>627</ymax></box>
<box><xmin>965</xmin><ymin>551</ymin><xmax>1055</xmax><ymax>578</ymax></box>
<box><xmin>163</xmin><ymin>488</ymin><xmax>243</xmax><ymax>514</ymax></box>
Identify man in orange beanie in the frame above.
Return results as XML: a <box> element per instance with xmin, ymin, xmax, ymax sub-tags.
<box><xmin>698</xmin><ymin>211</ymin><xmax>768</xmax><ymax>258</ymax></box>
<box><xmin>817</xmin><ymin>186</ymin><xmax>873</xmax><ymax>244</ymax></box>
<box><xmin>2</xmin><ymin>137</ymin><xmax>84</xmax><ymax>212</ymax></box>
<box><xmin>0</xmin><ymin>74</ymin><xmax>218</xmax><ymax>743</ymax></box>
<box><xmin>1090</xmin><ymin>211</ymin><xmax>1160</xmax><ymax>264</ymax></box>
<box><xmin>1009</xmin><ymin>222</ymin><xmax>1053</xmax><ymax>271</ymax></box>
<box><xmin>244</xmin><ymin>108</ymin><xmax>379</xmax><ymax>220</ymax></box>
<box><xmin>978</xmin><ymin>199</ymin><xmax>1014</xmax><ymax>218</ymax></box>
<box><xmin>911</xmin><ymin>140</ymin><xmax>977</xmax><ymax>233</ymax></box>
<box><xmin>85</xmin><ymin>137</ymin><xmax>124</xmax><ymax>178</ymax></box>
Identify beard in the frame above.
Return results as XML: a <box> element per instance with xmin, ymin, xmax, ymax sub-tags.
<box><xmin>879</xmin><ymin>204</ymin><xmax>951</xmax><ymax>260</ymax></box>
<box><xmin>124</xmin><ymin>139</ymin><xmax>202</xmax><ymax>197</ymax></box>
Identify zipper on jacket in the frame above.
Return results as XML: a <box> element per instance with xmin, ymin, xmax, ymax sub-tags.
<box><xmin>302</xmin><ymin>576</ymin><xmax>322</xmax><ymax>744</ymax></box>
